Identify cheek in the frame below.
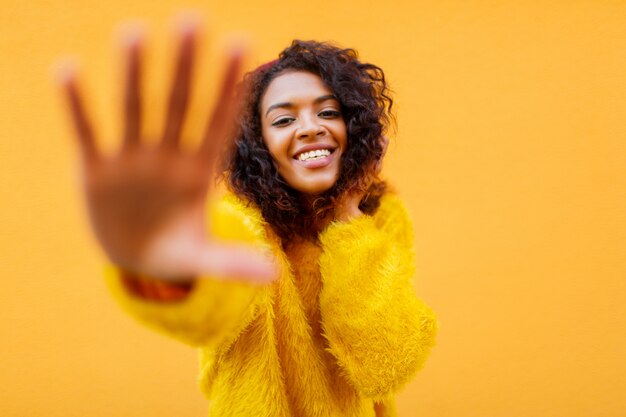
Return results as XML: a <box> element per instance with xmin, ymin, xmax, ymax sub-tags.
<box><xmin>267</xmin><ymin>131</ymin><xmax>291</xmax><ymax>155</ymax></box>
<box><xmin>261</xmin><ymin>128</ymin><xmax>276</xmax><ymax>155</ymax></box>
<box><xmin>261</xmin><ymin>133</ymin><xmax>290</xmax><ymax>169</ymax></box>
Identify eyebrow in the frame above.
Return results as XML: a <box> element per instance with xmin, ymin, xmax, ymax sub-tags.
<box><xmin>264</xmin><ymin>94</ymin><xmax>338</xmax><ymax>117</ymax></box>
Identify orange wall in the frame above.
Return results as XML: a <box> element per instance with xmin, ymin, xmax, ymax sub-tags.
<box><xmin>1</xmin><ymin>1</ymin><xmax>625</xmax><ymax>416</ymax></box>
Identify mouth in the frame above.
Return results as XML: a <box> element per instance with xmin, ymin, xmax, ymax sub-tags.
<box><xmin>293</xmin><ymin>147</ymin><xmax>338</xmax><ymax>169</ymax></box>
<box><xmin>294</xmin><ymin>148</ymin><xmax>335</xmax><ymax>162</ymax></box>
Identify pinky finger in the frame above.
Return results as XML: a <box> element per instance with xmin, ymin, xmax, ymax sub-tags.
<box><xmin>56</xmin><ymin>61</ymin><xmax>100</xmax><ymax>163</ymax></box>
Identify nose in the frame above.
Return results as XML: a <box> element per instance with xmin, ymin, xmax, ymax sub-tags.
<box><xmin>296</xmin><ymin>115</ymin><xmax>324</xmax><ymax>140</ymax></box>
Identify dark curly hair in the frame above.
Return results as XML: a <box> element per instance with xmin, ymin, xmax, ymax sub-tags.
<box><xmin>224</xmin><ymin>40</ymin><xmax>394</xmax><ymax>241</ymax></box>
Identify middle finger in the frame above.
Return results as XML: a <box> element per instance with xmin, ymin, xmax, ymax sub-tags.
<box><xmin>160</xmin><ymin>22</ymin><xmax>198</xmax><ymax>149</ymax></box>
<box><xmin>122</xmin><ymin>29</ymin><xmax>143</xmax><ymax>148</ymax></box>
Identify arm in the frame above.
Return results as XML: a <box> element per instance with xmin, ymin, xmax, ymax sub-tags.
<box><xmin>104</xmin><ymin>195</ymin><xmax>272</xmax><ymax>349</ymax></box>
<box><xmin>58</xmin><ymin>24</ymin><xmax>276</xmax><ymax>349</ymax></box>
<box><xmin>318</xmin><ymin>193</ymin><xmax>438</xmax><ymax>400</ymax></box>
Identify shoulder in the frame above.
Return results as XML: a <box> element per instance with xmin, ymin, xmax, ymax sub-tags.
<box><xmin>371</xmin><ymin>191</ymin><xmax>415</xmax><ymax>248</ymax></box>
<box><xmin>373</xmin><ymin>192</ymin><xmax>412</xmax><ymax>225</ymax></box>
<box><xmin>320</xmin><ymin>191</ymin><xmax>412</xmax><ymax>244</ymax></box>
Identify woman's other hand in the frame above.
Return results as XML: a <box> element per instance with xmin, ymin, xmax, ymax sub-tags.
<box><xmin>57</xmin><ymin>19</ymin><xmax>277</xmax><ymax>284</ymax></box>
<box><xmin>333</xmin><ymin>134</ymin><xmax>389</xmax><ymax>223</ymax></box>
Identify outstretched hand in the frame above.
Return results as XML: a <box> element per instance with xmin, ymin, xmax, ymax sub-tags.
<box><xmin>58</xmin><ymin>20</ymin><xmax>277</xmax><ymax>284</ymax></box>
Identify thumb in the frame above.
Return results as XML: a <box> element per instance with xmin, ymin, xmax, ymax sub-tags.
<box><xmin>194</xmin><ymin>242</ymin><xmax>279</xmax><ymax>285</ymax></box>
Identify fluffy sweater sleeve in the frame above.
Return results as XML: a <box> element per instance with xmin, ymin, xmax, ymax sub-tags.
<box><xmin>318</xmin><ymin>193</ymin><xmax>438</xmax><ymax>400</ymax></box>
<box><xmin>103</xmin><ymin>194</ymin><xmax>270</xmax><ymax>349</ymax></box>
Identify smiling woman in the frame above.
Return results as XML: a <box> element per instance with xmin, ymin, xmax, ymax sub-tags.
<box><xmin>228</xmin><ymin>40</ymin><xmax>393</xmax><ymax>239</ymax></box>
<box><xmin>59</xmin><ymin>20</ymin><xmax>437</xmax><ymax>417</ymax></box>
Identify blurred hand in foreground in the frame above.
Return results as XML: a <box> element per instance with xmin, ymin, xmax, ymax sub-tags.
<box><xmin>57</xmin><ymin>19</ymin><xmax>277</xmax><ymax>284</ymax></box>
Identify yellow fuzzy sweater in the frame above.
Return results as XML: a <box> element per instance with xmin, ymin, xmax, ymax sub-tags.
<box><xmin>105</xmin><ymin>192</ymin><xmax>438</xmax><ymax>417</ymax></box>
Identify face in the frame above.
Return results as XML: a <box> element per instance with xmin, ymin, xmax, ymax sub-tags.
<box><xmin>260</xmin><ymin>71</ymin><xmax>347</xmax><ymax>195</ymax></box>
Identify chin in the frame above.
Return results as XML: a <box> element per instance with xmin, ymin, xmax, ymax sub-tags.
<box><xmin>292</xmin><ymin>178</ymin><xmax>338</xmax><ymax>196</ymax></box>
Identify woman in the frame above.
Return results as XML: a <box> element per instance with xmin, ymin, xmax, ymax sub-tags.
<box><xmin>59</xmin><ymin>20</ymin><xmax>437</xmax><ymax>417</ymax></box>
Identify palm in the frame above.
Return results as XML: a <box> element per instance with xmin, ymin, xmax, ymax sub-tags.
<box><xmin>84</xmin><ymin>150</ymin><xmax>209</xmax><ymax>274</ymax></box>
<box><xmin>60</xmin><ymin>22</ymin><xmax>276</xmax><ymax>283</ymax></box>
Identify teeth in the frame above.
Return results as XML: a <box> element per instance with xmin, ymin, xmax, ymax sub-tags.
<box><xmin>297</xmin><ymin>149</ymin><xmax>331</xmax><ymax>161</ymax></box>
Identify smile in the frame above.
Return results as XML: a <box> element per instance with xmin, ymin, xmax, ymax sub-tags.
<box><xmin>293</xmin><ymin>148</ymin><xmax>337</xmax><ymax>169</ymax></box>
<box><xmin>296</xmin><ymin>149</ymin><xmax>332</xmax><ymax>161</ymax></box>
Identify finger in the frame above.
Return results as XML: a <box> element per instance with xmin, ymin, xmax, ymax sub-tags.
<box><xmin>161</xmin><ymin>21</ymin><xmax>198</xmax><ymax>149</ymax></box>
<box><xmin>121</xmin><ymin>27</ymin><xmax>144</xmax><ymax>148</ymax></box>
<box><xmin>376</xmin><ymin>135</ymin><xmax>389</xmax><ymax>175</ymax></box>
<box><xmin>381</xmin><ymin>135</ymin><xmax>390</xmax><ymax>153</ymax></box>
<box><xmin>56</xmin><ymin>61</ymin><xmax>100</xmax><ymax>163</ymax></box>
<box><xmin>199</xmin><ymin>46</ymin><xmax>245</xmax><ymax>166</ymax></box>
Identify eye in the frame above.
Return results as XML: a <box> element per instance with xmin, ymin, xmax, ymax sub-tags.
<box><xmin>318</xmin><ymin>109</ymin><xmax>342</xmax><ymax>118</ymax></box>
<box><xmin>271</xmin><ymin>117</ymin><xmax>295</xmax><ymax>127</ymax></box>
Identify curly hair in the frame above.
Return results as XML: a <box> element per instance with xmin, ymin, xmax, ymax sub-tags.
<box><xmin>224</xmin><ymin>40</ymin><xmax>394</xmax><ymax>241</ymax></box>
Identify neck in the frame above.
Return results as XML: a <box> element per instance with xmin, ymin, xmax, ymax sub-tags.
<box><xmin>292</xmin><ymin>193</ymin><xmax>335</xmax><ymax>236</ymax></box>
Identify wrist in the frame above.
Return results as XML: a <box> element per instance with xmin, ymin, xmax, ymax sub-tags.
<box><xmin>120</xmin><ymin>268</ymin><xmax>195</xmax><ymax>302</ymax></box>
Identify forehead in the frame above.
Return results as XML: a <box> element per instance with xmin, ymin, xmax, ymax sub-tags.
<box><xmin>261</xmin><ymin>71</ymin><xmax>335</xmax><ymax>110</ymax></box>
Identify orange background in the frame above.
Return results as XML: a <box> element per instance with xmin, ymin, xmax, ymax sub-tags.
<box><xmin>1</xmin><ymin>1</ymin><xmax>625</xmax><ymax>416</ymax></box>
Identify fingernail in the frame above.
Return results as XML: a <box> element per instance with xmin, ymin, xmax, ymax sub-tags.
<box><xmin>173</xmin><ymin>11</ymin><xmax>203</xmax><ymax>36</ymax></box>
<box><xmin>225</xmin><ymin>32</ymin><xmax>252</xmax><ymax>57</ymax></box>
<box><xmin>117</xmin><ymin>20</ymin><xmax>146</xmax><ymax>48</ymax></box>
<box><xmin>52</xmin><ymin>57</ymin><xmax>78</xmax><ymax>85</ymax></box>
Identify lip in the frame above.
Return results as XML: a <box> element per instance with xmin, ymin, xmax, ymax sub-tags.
<box><xmin>293</xmin><ymin>148</ymin><xmax>338</xmax><ymax>169</ymax></box>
